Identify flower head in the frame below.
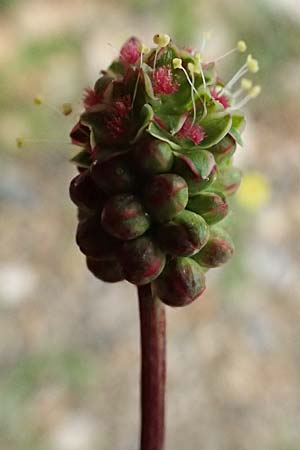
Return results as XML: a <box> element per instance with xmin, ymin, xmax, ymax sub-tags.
<box><xmin>120</xmin><ymin>37</ymin><xmax>141</xmax><ymax>65</ymax></box>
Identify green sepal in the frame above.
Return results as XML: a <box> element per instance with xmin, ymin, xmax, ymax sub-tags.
<box><xmin>199</xmin><ymin>112</ymin><xmax>232</xmax><ymax>148</ymax></box>
<box><xmin>229</xmin><ymin>110</ymin><xmax>245</xmax><ymax>146</ymax></box>
<box><xmin>107</xmin><ymin>60</ymin><xmax>126</xmax><ymax>76</ymax></box>
<box><xmin>70</xmin><ymin>149</ymin><xmax>93</xmax><ymax>168</ymax></box>
<box><xmin>147</xmin><ymin>121</ymin><xmax>182</xmax><ymax>150</ymax></box>
<box><xmin>142</xmin><ymin>64</ymin><xmax>158</xmax><ymax>100</ymax></box>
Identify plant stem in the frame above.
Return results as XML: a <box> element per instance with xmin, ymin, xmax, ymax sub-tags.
<box><xmin>138</xmin><ymin>284</ymin><xmax>166</xmax><ymax>450</ymax></box>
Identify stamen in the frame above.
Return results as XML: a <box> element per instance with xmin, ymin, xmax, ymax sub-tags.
<box><xmin>213</xmin><ymin>40</ymin><xmax>247</xmax><ymax>63</ymax></box>
<box><xmin>153</xmin><ymin>33</ymin><xmax>170</xmax><ymax>47</ymax></box>
<box><xmin>200</xmin><ymin>31</ymin><xmax>212</xmax><ymax>53</ymax></box>
<box><xmin>33</xmin><ymin>95</ymin><xmax>73</xmax><ymax>117</ymax></box>
<box><xmin>230</xmin><ymin>85</ymin><xmax>261</xmax><ymax>110</ymax></box>
<box><xmin>187</xmin><ymin>63</ymin><xmax>197</xmax><ymax>124</ymax></box>
<box><xmin>247</xmin><ymin>54</ymin><xmax>259</xmax><ymax>73</ymax></box>
<box><xmin>152</xmin><ymin>34</ymin><xmax>170</xmax><ymax>71</ymax></box>
<box><xmin>241</xmin><ymin>77</ymin><xmax>253</xmax><ymax>90</ymax></box>
<box><xmin>16</xmin><ymin>136</ymin><xmax>71</xmax><ymax>148</ymax></box>
<box><xmin>233</xmin><ymin>78</ymin><xmax>253</xmax><ymax>98</ymax></box>
<box><xmin>131</xmin><ymin>44</ymin><xmax>149</xmax><ymax>107</ymax></box>
<box><xmin>173</xmin><ymin>59</ymin><xmax>198</xmax><ymax>120</ymax></box>
<box><xmin>61</xmin><ymin>102</ymin><xmax>73</xmax><ymax>116</ymax></box>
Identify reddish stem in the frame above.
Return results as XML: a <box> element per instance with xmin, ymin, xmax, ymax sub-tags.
<box><xmin>138</xmin><ymin>284</ymin><xmax>166</xmax><ymax>450</ymax></box>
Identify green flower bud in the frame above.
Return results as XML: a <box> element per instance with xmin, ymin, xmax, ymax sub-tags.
<box><xmin>156</xmin><ymin>210</ymin><xmax>209</xmax><ymax>256</ymax></box>
<box><xmin>101</xmin><ymin>194</ymin><xmax>150</xmax><ymax>240</ymax></box>
<box><xmin>69</xmin><ymin>170</ymin><xmax>105</xmax><ymax>210</ymax></box>
<box><xmin>76</xmin><ymin>216</ymin><xmax>118</xmax><ymax>259</ymax></box>
<box><xmin>153</xmin><ymin>257</ymin><xmax>206</xmax><ymax>307</ymax></box>
<box><xmin>90</xmin><ymin>153</ymin><xmax>136</xmax><ymax>195</ymax></box>
<box><xmin>86</xmin><ymin>256</ymin><xmax>124</xmax><ymax>283</ymax></box>
<box><xmin>187</xmin><ymin>192</ymin><xmax>228</xmax><ymax>225</ymax></box>
<box><xmin>134</xmin><ymin>139</ymin><xmax>174</xmax><ymax>174</ymax></box>
<box><xmin>193</xmin><ymin>227</ymin><xmax>234</xmax><ymax>268</ymax></box>
<box><xmin>120</xmin><ymin>235</ymin><xmax>166</xmax><ymax>285</ymax></box>
<box><xmin>143</xmin><ymin>174</ymin><xmax>188</xmax><ymax>222</ymax></box>
<box><xmin>173</xmin><ymin>150</ymin><xmax>217</xmax><ymax>195</ymax></box>
<box><xmin>210</xmin><ymin>166</ymin><xmax>242</xmax><ymax>196</ymax></box>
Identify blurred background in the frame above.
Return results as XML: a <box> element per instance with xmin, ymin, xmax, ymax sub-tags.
<box><xmin>1</xmin><ymin>0</ymin><xmax>300</xmax><ymax>449</ymax></box>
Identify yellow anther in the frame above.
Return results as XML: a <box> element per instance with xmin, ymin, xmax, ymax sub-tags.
<box><xmin>249</xmin><ymin>85</ymin><xmax>261</xmax><ymax>98</ymax></box>
<box><xmin>153</xmin><ymin>33</ymin><xmax>170</xmax><ymax>47</ymax></box>
<box><xmin>187</xmin><ymin>62</ymin><xmax>195</xmax><ymax>73</ymax></box>
<box><xmin>188</xmin><ymin>62</ymin><xmax>200</xmax><ymax>75</ymax></box>
<box><xmin>237</xmin><ymin>40</ymin><xmax>247</xmax><ymax>52</ymax></box>
<box><xmin>138</xmin><ymin>44</ymin><xmax>150</xmax><ymax>55</ymax></box>
<box><xmin>195</xmin><ymin>52</ymin><xmax>202</xmax><ymax>63</ymax></box>
<box><xmin>241</xmin><ymin>78</ymin><xmax>253</xmax><ymax>91</ymax></box>
<box><xmin>61</xmin><ymin>102</ymin><xmax>73</xmax><ymax>116</ymax></box>
<box><xmin>247</xmin><ymin>54</ymin><xmax>259</xmax><ymax>73</ymax></box>
<box><xmin>16</xmin><ymin>137</ymin><xmax>25</xmax><ymax>148</ymax></box>
<box><xmin>173</xmin><ymin>58</ymin><xmax>183</xmax><ymax>69</ymax></box>
<box><xmin>33</xmin><ymin>95</ymin><xmax>43</xmax><ymax>105</ymax></box>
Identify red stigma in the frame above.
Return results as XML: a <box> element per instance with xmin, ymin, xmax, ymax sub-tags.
<box><xmin>210</xmin><ymin>87</ymin><xmax>230</xmax><ymax>109</ymax></box>
<box><xmin>177</xmin><ymin>118</ymin><xmax>205</xmax><ymax>145</ymax></box>
<box><xmin>152</xmin><ymin>66</ymin><xmax>179</xmax><ymax>95</ymax></box>
<box><xmin>120</xmin><ymin>37</ymin><xmax>141</xmax><ymax>65</ymax></box>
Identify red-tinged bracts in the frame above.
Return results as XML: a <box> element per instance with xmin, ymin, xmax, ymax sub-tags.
<box><xmin>156</xmin><ymin>210</ymin><xmax>209</xmax><ymax>256</ymax></box>
<box><xmin>143</xmin><ymin>174</ymin><xmax>188</xmax><ymax>222</ymax></box>
<box><xmin>101</xmin><ymin>194</ymin><xmax>150</xmax><ymax>240</ymax></box>
<box><xmin>69</xmin><ymin>170</ymin><xmax>106</xmax><ymax>211</ymax></box>
<box><xmin>120</xmin><ymin>236</ymin><xmax>166</xmax><ymax>285</ymax></box>
<box><xmin>153</xmin><ymin>257</ymin><xmax>206</xmax><ymax>307</ymax></box>
<box><xmin>193</xmin><ymin>227</ymin><xmax>234</xmax><ymax>268</ymax></box>
<box><xmin>86</xmin><ymin>257</ymin><xmax>124</xmax><ymax>282</ymax></box>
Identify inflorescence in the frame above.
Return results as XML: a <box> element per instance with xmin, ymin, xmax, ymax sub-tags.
<box><xmin>68</xmin><ymin>33</ymin><xmax>260</xmax><ymax>307</ymax></box>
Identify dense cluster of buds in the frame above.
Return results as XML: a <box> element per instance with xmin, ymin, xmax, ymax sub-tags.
<box><xmin>69</xmin><ymin>34</ymin><xmax>260</xmax><ymax>307</ymax></box>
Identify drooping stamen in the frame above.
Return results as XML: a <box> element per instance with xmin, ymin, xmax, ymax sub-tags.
<box><xmin>120</xmin><ymin>37</ymin><xmax>141</xmax><ymax>65</ymax></box>
<box><xmin>229</xmin><ymin>85</ymin><xmax>261</xmax><ymax>110</ymax></box>
<box><xmin>213</xmin><ymin>40</ymin><xmax>247</xmax><ymax>63</ymax></box>
<box><xmin>33</xmin><ymin>95</ymin><xmax>72</xmax><ymax>117</ymax></box>
<box><xmin>220</xmin><ymin>54</ymin><xmax>259</xmax><ymax>95</ymax></box>
<box><xmin>200</xmin><ymin>31</ymin><xmax>212</xmax><ymax>54</ymax></box>
<box><xmin>187</xmin><ymin>63</ymin><xmax>197</xmax><ymax>124</ymax></box>
<box><xmin>232</xmin><ymin>77</ymin><xmax>253</xmax><ymax>98</ymax></box>
<box><xmin>16</xmin><ymin>136</ymin><xmax>71</xmax><ymax>148</ymax></box>
<box><xmin>131</xmin><ymin>43</ymin><xmax>150</xmax><ymax>108</ymax></box>
<box><xmin>152</xmin><ymin>33</ymin><xmax>170</xmax><ymax>71</ymax></box>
